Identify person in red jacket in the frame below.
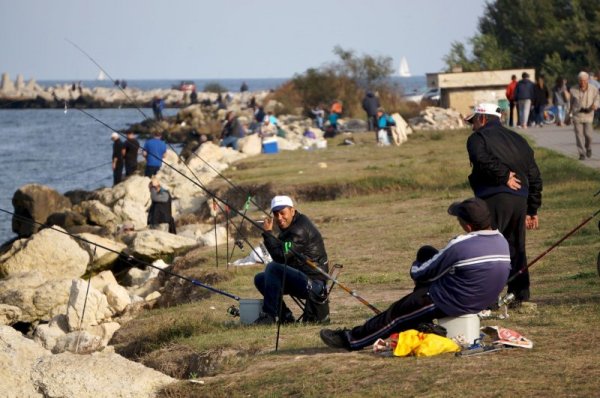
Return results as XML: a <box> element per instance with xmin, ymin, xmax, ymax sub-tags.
<box><xmin>505</xmin><ymin>75</ymin><xmax>518</xmax><ymax>127</ymax></box>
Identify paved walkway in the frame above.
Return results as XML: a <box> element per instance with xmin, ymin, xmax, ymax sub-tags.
<box><xmin>516</xmin><ymin>123</ymin><xmax>600</xmax><ymax>169</ymax></box>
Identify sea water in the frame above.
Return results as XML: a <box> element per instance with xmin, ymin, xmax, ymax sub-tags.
<box><xmin>0</xmin><ymin>76</ymin><xmax>426</xmax><ymax>244</ymax></box>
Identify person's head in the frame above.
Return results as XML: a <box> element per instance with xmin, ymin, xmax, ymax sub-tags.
<box><xmin>464</xmin><ymin>103</ymin><xmax>502</xmax><ymax>130</ymax></box>
<box><xmin>270</xmin><ymin>195</ymin><xmax>296</xmax><ymax>230</ymax></box>
<box><xmin>111</xmin><ymin>132</ymin><xmax>119</xmax><ymax>141</ymax></box>
<box><xmin>537</xmin><ymin>75</ymin><xmax>544</xmax><ymax>86</ymax></box>
<box><xmin>522</xmin><ymin>72</ymin><xmax>529</xmax><ymax>79</ymax></box>
<box><xmin>448</xmin><ymin>197</ymin><xmax>492</xmax><ymax>232</ymax></box>
<box><xmin>126</xmin><ymin>130</ymin><xmax>135</xmax><ymax>138</ymax></box>
<box><xmin>149</xmin><ymin>176</ymin><xmax>161</xmax><ymax>190</ymax></box>
<box><xmin>152</xmin><ymin>131</ymin><xmax>162</xmax><ymax>138</ymax></box>
<box><xmin>511</xmin><ymin>74</ymin><xmax>517</xmax><ymax>81</ymax></box>
<box><xmin>376</xmin><ymin>106</ymin><xmax>385</xmax><ymax>116</ymax></box>
<box><xmin>578</xmin><ymin>71</ymin><xmax>589</xmax><ymax>90</ymax></box>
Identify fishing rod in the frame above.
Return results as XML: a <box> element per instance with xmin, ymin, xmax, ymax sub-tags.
<box><xmin>500</xmin><ymin>208</ymin><xmax>600</xmax><ymax>303</ymax></box>
<box><xmin>65</xmin><ymin>38</ymin><xmax>270</xmax><ymax>217</ymax></box>
<box><xmin>0</xmin><ymin>207</ymin><xmax>241</xmax><ymax>301</ymax></box>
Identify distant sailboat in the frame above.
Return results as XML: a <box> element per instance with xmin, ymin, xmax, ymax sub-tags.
<box><xmin>398</xmin><ymin>57</ymin><xmax>411</xmax><ymax>77</ymax></box>
<box><xmin>97</xmin><ymin>70</ymin><xmax>107</xmax><ymax>81</ymax></box>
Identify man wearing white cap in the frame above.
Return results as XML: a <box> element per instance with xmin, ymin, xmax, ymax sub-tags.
<box><xmin>110</xmin><ymin>132</ymin><xmax>124</xmax><ymax>186</ymax></box>
<box><xmin>253</xmin><ymin>195</ymin><xmax>330</xmax><ymax>325</ymax></box>
<box><xmin>464</xmin><ymin>103</ymin><xmax>543</xmax><ymax>306</ymax></box>
<box><xmin>569</xmin><ymin>71</ymin><xmax>599</xmax><ymax>160</ymax></box>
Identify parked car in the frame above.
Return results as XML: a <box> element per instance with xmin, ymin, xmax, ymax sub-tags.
<box><xmin>421</xmin><ymin>88</ymin><xmax>440</xmax><ymax>105</ymax></box>
<box><xmin>172</xmin><ymin>81</ymin><xmax>196</xmax><ymax>93</ymax></box>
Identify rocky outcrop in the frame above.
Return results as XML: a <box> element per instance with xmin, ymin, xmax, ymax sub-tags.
<box><xmin>409</xmin><ymin>106</ymin><xmax>466</xmax><ymax>130</ymax></box>
<box><xmin>0</xmin><ymin>226</ymin><xmax>89</xmax><ymax>279</ymax></box>
<box><xmin>76</xmin><ymin>232</ymin><xmax>127</xmax><ymax>273</ymax></box>
<box><xmin>0</xmin><ymin>304</ymin><xmax>22</xmax><ymax>325</ymax></box>
<box><xmin>11</xmin><ymin>184</ymin><xmax>71</xmax><ymax>237</ymax></box>
<box><xmin>66</xmin><ymin>279</ymin><xmax>113</xmax><ymax>331</ymax></box>
<box><xmin>128</xmin><ymin>229</ymin><xmax>198</xmax><ymax>261</ymax></box>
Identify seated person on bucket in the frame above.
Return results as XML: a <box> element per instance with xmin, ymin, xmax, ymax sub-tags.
<box><xmin>254</xmin><ymin>195</ymin><xmax>330</xmax><ymax>325</ymax></box>
<box><xmin>320</xmin><ymin>197</ymin><xmax>511</xmax><ymax>351</ymax></box>
<box><xmin>147</xmin><ymin>177</ymin><xmax>176</xmax><ymax>234</ymax></box>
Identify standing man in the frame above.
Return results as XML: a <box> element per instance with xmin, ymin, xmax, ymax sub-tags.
<box><xmin>465</xmin><ymin>103</ymin><xmax>543</xmax><ymax>305</ymax></box>
<box><xmin>320</xmin><ymin>198</ymin><xmax>511</xmax><ymax>351</ymax></box>
<box><xmin>122</xmin><ymin>130</ymin><xmax>140</xmax><ymax>177</ymax></box>
<box><xmin>569</xmin><ymin>71</ymin><xmax>599</xmax><ymax>160</ymax></box>
<box><xmin>362</xmin><ymin>91</ymin><xmax>380</xmax><ymax>133</ymax></box>
<box><xmin>110</xmin><ymin>132</ymin><xmax>124</xmax><ymax>186</ymax></box>
<box><xmin>505</xmin><ymin>74</ymin><xmax>518</xmax><ymax>127</ymax></box>
<box><xmin>254</xmin><ymin>195</ymin><xmax>330</xmax><ymax>325</ymax></box>
<box><xmin>151</xmin><ymin>96</ymin><xmax>165</xmax><ymax>121</ymax></box>
<box><xmin>143</xmin><ymin>131</ymin><xmax>167</xmax><ymax>177</ymax></box>
<box><xmin>515</xmin><ymin>72</ymin><xmax>535</xmax><ymax>129</ymax></box>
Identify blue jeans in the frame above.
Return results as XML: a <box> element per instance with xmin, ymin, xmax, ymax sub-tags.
<box><xmin>220</xmin><ymin>136</ymin><xmax>239</xmax><ymax>150</ymax></box>
<box><xmin>254</xmin><ymin>262</ymin><xmax>325</xmax><ymax>316</ymax></box>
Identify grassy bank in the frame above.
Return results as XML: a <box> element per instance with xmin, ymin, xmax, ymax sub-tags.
<box><xmin>111</xmin><ymin>129</ymin><xmax>600</xmax><ymax>397</ymax></box>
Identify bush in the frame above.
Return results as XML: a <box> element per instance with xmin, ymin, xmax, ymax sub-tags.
<box><xmin>203</xmin><ymin>82</ymin><xmax>227</xmax><ymax>93</ymax></box>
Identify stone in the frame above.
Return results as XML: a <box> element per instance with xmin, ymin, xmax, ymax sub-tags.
<box><xmin>87</xmin><ymin>321</ymin><xmax>121</xmax><ymax>346</ymax></box>
<box><xmin>112</xmin><ymin>198</ymin><xmax>148</xmax><ymax>229</ymax></box>
<box><xmin>128</xmin><ymin>229</ymin><xmax>197</xmax><ymax>261</ymax></box>
<box><xmin>52</xmin><ymin>330</ymin><xmax>104</xmax><ymax>354</ymax></box>
<box><xmin>76</xmin><ymin>232</ymin><xmax>127</xmax><ymax>272</ymax></box>
<box><xmin>145</xmin><ymin>291</ymin><xmax>161</xmax><ymax>301</ymax></box>
<box><xmin>33</xmin><ymin>316</ymin><xmax>68</xmax><ymax>351</ymax></box>
<box><xmin>90</xmin><ymin>270</ymin><xmax>118</xmax><ymax>292</ymax></box>
<box><xmin>75</xmin><ymin>200</ymin><xmax>118</xmax><ymax>228</ymax></box>
<box><xmin>0</xmin><ymin>73</ymin><xmax>15</xmax><ymax>93</ymax></box>
<box><xmin>103</xmin><ymin>283</ymin><xmax>131</xmax><ymax>313</ymax></box>
<box><xmin>66</xmin><ymin>279</ymin><xmax>113</xmax><ymax>331</ymax></box>
<box><xmin>0</xmin><ymin>226</ymin><xmax>89</xmax><ymax>279</ymax></box>
<box><xmin>11</xmin><ymin>184</ymin><xmax>71</xmax><ymax>237</ymax></box>
<box><xmin>0</xmin><ymin>274</ymin><xmax>71</xmax><ymax>323</ymax></box>
<box><xmin>198</xmin><ymin>225</ymin><xmax>228</xmax><ymax>247</ymax></box>
<box><xmin>238</xmin><ymin>134</ymin><xmax>262</xmax><ymax>155</ymax></box>
<box><xmin>31</xmin><ymin>350</ymin><xmax>175</xmax><ymax>397</ymax></box>
<box><xmin>0</xmin><ymin>325</ymin><xmax>49</xmax><ymax>398</ymax></box>
<box><xmin>0</xmin><ymin>304</ymin><xmax>22</xmax><ymax>325</ymax></box>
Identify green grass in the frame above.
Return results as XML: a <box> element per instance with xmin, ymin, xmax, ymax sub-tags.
<box><xmin>110</xmin><ymin>128</ymin><xmax>600</xmax><ymax>397</ymax></box>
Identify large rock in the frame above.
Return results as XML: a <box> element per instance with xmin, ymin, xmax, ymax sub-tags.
<box><xmin>112</xmin><ymin>198</ymin><xmax>148</xmax><ymax>228</ymax></box>
<box><xmin>103</xmin><ymin>283</ymin><xmax>131</xmax><ymax>313</ymax></box>
<box><xmin>128</xmin><ymin>229</ymin><xmax>197</xmax><ymax>261</ymax></box>
<box><xmin>11</xmin><ymin>184</ymin><xmax>71</xmax><ymax>237</ymax></box>
<box><xmin>33</xmin><ymin>315</ymin><xmax>69</xmax><ymax>351</ymax></box>
<box><xmin>76</xmin><ymin>232</ymin><xmax>127</xmax><ymax>273</ymax></box>
<box><xmin>31</xmin><ymin>349</ymin><xmax>175</xmax><ymax>397</ymax></box>
<box><xmin>66</xmin><ymin>279</ymin><xmax>113</xmax><ymax>331</ymax></box>
<box><xmin>0</xmin><ymin>73</ymin><xmax>15</xmax><ymax>93</ymax></box>
<box><xmin>52</xmin><ymin>330</ymin><xmax>104</xmax><ymax>354</ymax></box>
<box><xmin>0</xmin><ymin>325</ymin><xmax>49</xmax><ymax>398</ymax></box>
<box><xmin>199</xmin><ymin>225</ymin><xmax>229</xmax><ymax>247</ymax></box>
<box><xmin>0</xmin><ymin>226</ymin><xmax>89</xmax><ymax>279</ymax></box>
<box><xmin>90</xmin><ymin>270</ymin><xmax>118</xmax><ymax>292</ymax></box>
<box><xmin>238</xmin><ymin>134</ymin><xmax>262</xmax><ymax>155</ymax></box>
<box><xmin>109</xmin><ymin>175</ymin><xmax>151</xmax><ymax>206</ymax></box>
<box><xmin>0</xmin><ymin>304</ymin><xmax>22</xmax><ymax>326</ymax></box>
<box><xmin>0</xmin><ymin>274</ymin><xmax>72</xmax><ymax>323</ymax></box>
<box><xmin>75</xmin><ymin>200</ymin><xmax>118</xmax><ymax>229</ymax></box>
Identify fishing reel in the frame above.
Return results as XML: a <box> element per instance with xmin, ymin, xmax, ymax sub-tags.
<box><xmin>235</xmin><ymin>240</ymin><xmax>244</xmax><ymax>250</ymax></box>
<box><xmin>227</xmin><ymin>305</ymin><xmax>240</xmax><ymax>317</ymax></box>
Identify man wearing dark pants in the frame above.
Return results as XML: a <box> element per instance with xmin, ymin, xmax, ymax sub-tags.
<box><xmin>111</xmin><ymin>132</ymin><xmax>124</xmax><ymax>186</ymax></box>
<box><xmin>254</xmin><ymin>195</ymin><xmax>330</xmax><ymax>325</ymax></box>
<box><xmin>320</xmin><ymin>198</ymin><xmax>510</xmax><ymax>351</ymax></box>
<box><xmin>465</xmin><ymin>103</ymin><xmax>543</xmax><ymax>305</ymax></box>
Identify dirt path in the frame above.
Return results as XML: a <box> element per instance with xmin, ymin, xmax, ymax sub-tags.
<box><xmin>518</xmin><ymin>123</ymin><xmax>600</xmax><ymax>169</ymax></box>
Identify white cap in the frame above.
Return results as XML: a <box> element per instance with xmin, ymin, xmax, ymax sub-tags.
<box><xmin>271</xmin><ymin>195</ymin><xmax>294</xmax><ymax>212</ymax></box>
<box><xmin>111</xmin><ymin>132</ymin><xmax>119</xmax><ymax>140</ymax></box>
<box><xmin>465</xmin><ymin>103</ymin><xmax>503</xmax><ymax>122</ymax></box>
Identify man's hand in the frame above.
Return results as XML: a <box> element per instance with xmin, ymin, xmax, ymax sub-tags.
<box><xmin>526</xmin><ymin>215</ymin><xmax>539</xmax><ymax>230</ymax></box>
<box><xmin>263</xmin><ymin>217</ymin><xmax>273</xmax><ymax>232</ymax></box>
<box><xmin>507</xmin><ymin>171</ymin><xmax>522</xmax><ymax>190</ymax></box>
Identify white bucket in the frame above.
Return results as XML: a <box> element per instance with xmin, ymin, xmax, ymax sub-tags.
<box><xmin>438</xmin><ymin>314</ymin><xmax>480</xmax><ymax>344</ymax></box>
<box><xmin>239</xmin><ymin>298</ymin><xmax>263</xmax><ymax>325</ymax></box>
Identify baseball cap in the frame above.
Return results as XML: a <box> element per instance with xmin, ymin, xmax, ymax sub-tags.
<box><xmin>465</xmin><ymin>103</ymin><xmax>503</xmax><ymax>123</ymax></box>
<box><xmin>447</xmin><ymin>197</ymin><xmax>492</xmax><ymax>229</ymax></box>
<box><xmin>271</xmin><ymin>195</ymin><xmax>294</xmax><ymax>212</ymax></box>
<box><xmin>111</xmin><ymin>132</ymin><xmax>119</xmax><ymax>139</ymax></box>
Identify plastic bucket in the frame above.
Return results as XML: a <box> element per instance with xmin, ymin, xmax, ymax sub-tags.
<box><xmin>438</xmin><ymin>314</ymin><xmax>480</xmax><ymax>344</ymax></box>
<box><xmin>239</xmin><ymin>298</ymin><xmax>263</xmax><ymax>324</ymax></box>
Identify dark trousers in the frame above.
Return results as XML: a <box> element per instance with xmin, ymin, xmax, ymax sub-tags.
<box><xmin>254</xmin><ymin>262</ymin><xmax>324</xmax><ymax>317</ymax></box>
<box><xmin>125</xmin><ymin>162</ymin><xmax>137</xmax><ymax>176</ymax></box>
<box><xmin>113</xmin><ymin>163</ymin><xmax>123</xmax><ymax>186</ymax></box>
<box><xmin>144</xmin><ymin>165</ymin><xmax>161</xmax><ymax>177</ymax></box>
<box><xmin>367</xmin><ymin>114</ymin><xmax>377</xmax><ymax>132</ymax></box>
<box><xmin>483</xmin><ymin>193</ymin><xmax>529</xmax><ymax>300</ymax></box>
<box><xmin>509</xmin><ymin>100</ymin><xmax>517</xmax><ymax>127</ymax></box>
<box><xmin>346</xmin><ymin>286</ymin><xmax>447</xmax><ymax>351</ymax></box>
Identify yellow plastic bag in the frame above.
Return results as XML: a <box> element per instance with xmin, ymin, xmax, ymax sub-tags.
<box><xmin>393</xmin><ymin>330</ymin><xmax>460</xmax><ymax>357</ymax></box>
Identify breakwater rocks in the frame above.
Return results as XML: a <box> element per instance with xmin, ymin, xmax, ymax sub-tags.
<box><xmin>0</xmin><ymin>72</ymin><xmax>265</xmax><ymax>109</ymax></box>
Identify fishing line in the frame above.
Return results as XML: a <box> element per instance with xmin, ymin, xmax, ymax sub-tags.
<box><xmin>0</xmin><ymin>207</ymin><xmax>241</xmax><ymax>301</ymax></box>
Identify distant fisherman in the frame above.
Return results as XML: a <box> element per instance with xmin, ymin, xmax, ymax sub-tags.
<box><xmin>122</xmin><ymin>130</ymin><xmax>140</xmax><ymax>176</ymax></box>
<box><xmin>143</xmin><ymin>131</ymin><xmax>167</xmax><ymax>177</ymax></box>
<box><xmin>110</xmin><ymin>132</ymin><xmax>124</xmax><ymax>186</ymax></box>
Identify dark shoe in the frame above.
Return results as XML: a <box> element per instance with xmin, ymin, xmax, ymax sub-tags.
<box><xmin>280</xmin><ymin>311</ymin><xmax>296</xmax><ymax>324</ymax></box>
<box><xmin>587</xmin><ymin>149</ymin><xmax>592</xmax><ymax>158</ymax></box>
<box><xmin>319</xmin><ymin>328</ymin><xmax>351</xmax><ymax>350</ymax></box>
<box><xmin>579</xmin><ymin>154</ymin><xmax>586</xmax><ymax>160</ymax></box>
<box><xmin>253</xmin><ymin>312</ymin><xmax>276</xmax><ymax>325</ymax></box>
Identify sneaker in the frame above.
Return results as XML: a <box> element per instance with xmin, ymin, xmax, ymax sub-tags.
<box><xmin>319</xmin><ymin>328</ymin><xmax>351</xmax><ymax>350</ymax></box>
<box><xmin>253</xmin><ymin>312</ymin><xmax>276</xmax><ymax>325</ymax></box>
<box><xmin>579</xmin><ymin>154</ymin><xmax>586</xmax><ymax>160</ymax></box>
<box><xmin>587</xmin><ymin>149</ymin><xmax>592</xmax><ymax>158</ymax></box>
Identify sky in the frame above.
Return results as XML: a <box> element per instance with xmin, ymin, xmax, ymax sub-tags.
<box><xmin>0</xmin><ymin>0</ymin><xmax>487</xmax><ymax>80</ymax></box>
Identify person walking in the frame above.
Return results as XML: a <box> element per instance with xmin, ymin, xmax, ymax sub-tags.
<box><xmin>533</xmin><ymin>76</ymin><xmax>549</xmax><ymax>127</ymax></box>
<box><xmin>122</xmin><ymin>130</ymin><xmax>140</xmax><ymax>177</ymax></box>
<box><xmin>320</xmin><ymin>198</ymin><xmax>511</xmax><ymax>351</ymax></box>
<box><xmin>465</xmin><ymin>103</ymin><xmax>543</xmax><ymax>305</ymax></box>
<box><xmin>569</xmin><ymin>71</ymin><xmax>600</xmax><ymax>160</ymax></box>
<box><xmin>253</xmin><ymin>195</ymin><xmax>330</xmax><ymax>325</ymax></box>
<box><xmin>143</xmin><ymin>131</ymin><xmax>167</xmax><ymax>177</ymax></box>
<box><xmin>110</xmin><ymin>132</ymin><xmax>124</xmax><ymax>186</ymax></box>
<box><xmin>362</xmin><ymin>91</ymin><xmax>380</xmax><ymax>133</ymax></box>
<box><xmin>552</xmin><ymin>77</ymin><xmax>570</xmax><ymax>127</ymax></box>
<box><xmin>505</xmin><ymin>75</ymin><xmax>518</xmax><ymax>127</ymax></box>
<box><xmin>515</xmin><ymin>72</ymin><xmax>535</xmax><ymax>128</ymax></box>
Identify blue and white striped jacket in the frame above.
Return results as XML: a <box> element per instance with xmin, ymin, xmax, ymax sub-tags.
<box><xmin>410</xmin><ymin>230</ymin><xmax>511</xmax><ymax>316</ymax></box>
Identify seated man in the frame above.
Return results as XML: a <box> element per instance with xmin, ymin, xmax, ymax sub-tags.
<box><xmin>147</xmin><ymin>177</ymin><xmax>176</xmax><ymax>234</ymax></box>
<box><xmin>320</xmin><ymin>197</ymin><xmax>511</xmax><ymax>351</ymax></box>
<box><xmin>254</xmin><ymin>195</ymin><xmax>330</xmax><ymax>325</ymax></box>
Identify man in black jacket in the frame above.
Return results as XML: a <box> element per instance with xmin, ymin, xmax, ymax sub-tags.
<box><xmin>253</xmin><ymin>195</ymin><xmax>330</xmax><ymax>325</ymax></box>
<box><xmin>465</xmin><ymin>103</ymin><xmax>543</xmax><ymax>305</ymax></box>
<box><xmin>362</xmin><ymin>91</ymin><xmax>380</xmax><ymax>134</ymax></box>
